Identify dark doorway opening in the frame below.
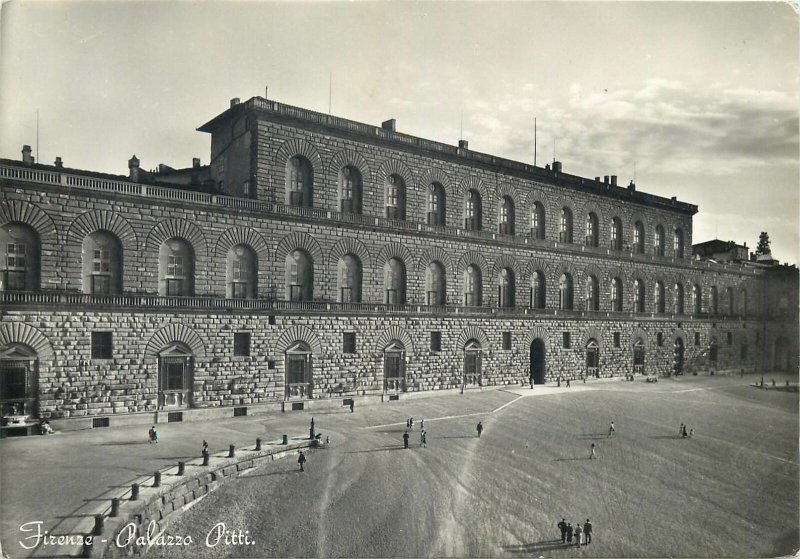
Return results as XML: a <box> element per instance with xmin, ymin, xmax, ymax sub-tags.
<box><xmin>530</xmin><ymin>339</ymin><xmax>546</xmax><ymax>385</ymax></box>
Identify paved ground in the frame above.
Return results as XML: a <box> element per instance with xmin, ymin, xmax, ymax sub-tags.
<box><xmin>1</xmin><ymin>374</ymin><xmax>797</xmax><ymax>558</ymax></box>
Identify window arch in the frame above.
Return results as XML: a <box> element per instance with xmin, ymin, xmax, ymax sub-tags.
<box><xmin>610</xmin><ymin>277</ymin><xmax>623</xmax><ymax>312</ymax></box>
<box><xmin>654</xmin><ymin>281</ymin><xmax>665</xmax><ymax>314</ymax></box>
<box><xmin>339</xmin><ymin>166</ymin><xmax>362</xmax><ymax>214</ymax></box>
<box><xmin>159</xmin><ymin>238</ymin><xmax>194</xmax><ymax>297</ymax></box>
<box><xmin>560</xmin><ymin>207</ymin><xmax>573</xmax><ymax>243</ymax></box>
<box><xmin>654</xmin><ymin>225</ymin><xmax>665</xmax><ymax>256</ymax></box>
<box><xmin>464</xmin><ymin>264</ymin><xmax>482</xmax><ymax>306</ymax></box>
<box><xmin>586</xmin><ymin>212</ymin><xmax>599</xmax><ymax>247</ymax></box>
<box><xmin>499</xmin><ymin>196</ymin><xmax>515</xmax><ymax>235</ymax></box>
<box><xmin>633</xmin><ymin>279</ymin><xmax>645</xmax><ymax>313</ymax></box>
<box><xmin>384</xmin><ymin>257</ymin><xmax>406</xmax><ymax>305</ymax></box>
<box><xmin>82</xmin><ymin>230</ymin><xmax>122</xmax><ymax>295</ymax></box>
<box><xmin>286</xmin><ymin>249</ymin><xmax>314</xmax><ymax>301</ymax></box>
<box><xmin>1</xmin><ymin>223</ymin><xmax>40</xmax><ymax>292</ymax></box>
<box><xmin>427</xmin><ymin>183</ymin><xmax>446</xmax><ymax>226</ymax></box>
<box><xmin>726</xmin><ymin>286</ymin><xmax>736</xmax><ymax>315</ymax></box>
<box><xmin>692</xmin><ymin>284</ymin><xmax>702</xmax><ymax>314</ymax></box>
<box><xmin>385</xmin><ymin>174</ymin><xmax>406</xmax><ymax>220</ymax></box>
<box><xmin>285</xmin><ymin>341</ymin><xmax>312</xmax><ymax>400</ymax></box>
<box><xmin>498</xmin><ymin>267</ymin><xmax>515</xmax><ymax>308</ymax></box>
<box><xmin>611</xmin><ymin>217</ymin><xmax>623</xmax><ymax>250</ymax></box>
<box><xmin>464</xmin><ymin>189</ymin><xmax>482</xmax><ymax>231</ymax></box>
<box><xmin>674</xmin><ymin>228</ymin><xmax>685</xmax><ymax>259</ymax></box>
<box><xmin>426</xmin><ymin>261</ymin><xmax>447</xmax><ymax>306</ymax></box>
<box><xmin>709</xmin><ymin>286</ymin><xmax>718</xmax><ymax>315</ymax></box>
<box><xmin>530</xmin><ymin>270</ymin><xmax>546</xmax><ymax>309</ymax></box>
<box><xmin>338</xmin><ymin>254</ymin><xmax>362</xmax><ymax>303</ymax></box>
<box><xmin>226</xmin><ymin>244</ymin><xmax>257</xmax><ymax>299</ymax></box>
<box><xmin>674</xmin><ymin>283</ymin><xmax>685</xmax><ymax>314</ymax></box>
<box><xmin>286</xmin><ymin>155</ymin><xmax>314</xmax><ymax>207</ymax></box>
<box><xmin>633</xmin><ymin>221</ymin><xmax>645</xmax><ymax>254</ymax></box>
<box><xmin>586</xmin><ymin>275</ymin><xmax>599</xmax><ymax>311</ymax></box>
<box><xmin>531</xmin><ymin>202</ymin><xmax>546</xmax><ymax>240</ymax></box>
<box><xmin>559</xmin><ymin>273</ymin><xmax>573</xmax><ymax>310</ymax></box>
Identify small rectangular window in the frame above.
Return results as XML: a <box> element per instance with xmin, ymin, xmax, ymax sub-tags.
<box><xmin>694</xmin><ymin>332</ymin><xmax>700</xmax><ymax>346</ymax></box>
<box><xmin>563</xmin><ymin>332</ymin><xmax>571</xmax><ymax>349</ymax></box>
<box><xmin>502</xmin><ymin>332</ymin><xmax>512</xmax><ymax>350</ymax></box>
<box><xmin>740</xmin><ymin>344</ymin><xmax>748</xmax><ymax>359</ymax></box>
<box><xmin>234</xmin><ymin>332</ymin><xmax>251</xmax><ymax>357</ymax></box>
<box><xmin>268</xmin><ymin>315</ymin><xmax>276</xmax><ymax>325</ymax></box>
<box><xmin>613</xmin><ymin>332</ymin><xmax>621</xmax><ymax>348</ymax></box>
<box><xmin>91</xmin><ymin>332</ymin><xmax>113</xmax><ymax>360</ymax></box>
<box><xmin>430</xmin><ymin>331</ymin><xmax>441</xmax><ymax>352</ymax></box>
<box><xmin>726</xmin><ymin>332</ymin><xmax>733</xmax><ymax>345</ymax></box>
<box><xmin>343</xmin><ymin>332</ymin><xmax>356</xmax><ymax>354</ymax></box>
<box><xmin>656</xmin><ymin>332</ymin><xmax>664</xmax><ymax>347</ymax></box>
<box><xmin>268</xmin><ymin>360</ymin><xmax>276</xmax><ymax>370</ymax></box>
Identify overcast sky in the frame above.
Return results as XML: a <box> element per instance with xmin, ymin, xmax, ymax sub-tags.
<box><xmin>1</xmin><ymin>1</ymin><xmax>797</xmax><ymax>264</ymax></box>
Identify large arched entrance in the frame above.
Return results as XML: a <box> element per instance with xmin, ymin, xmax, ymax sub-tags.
<box><xmin>285</xmin><ymin>341</ymin><xmax>313</xmax><ymax>400</ymax></box>
<box><xmin>586</xmin><ymin>339</ymin><xmax>600</xmax><ymax>377</ymax></box>
<box><xmin>383</xmin><ymin>340</ymin><xmax>406</xmax><ymax>392</ymax></box>
<box><xmin>463</xmin><ymin>339</ymin><xmax>483</xmax><ymax>389</ymax></box>
<box><xmin>0</xmin><ymin>344</ymin><xmax>38</xmax><ymax>420</ymax></box>
<box><xmin>158</xmin><ymin>343</ymin><xmax>193</xmax><ymax>409</ymax></box>
<box><xmin>674</xmin><ymin>338</ymin><xmax>685</xmax><ymax>375</ymax></box>
<box><xmin>530</xmin><ymin>339</ymin><xmax>546</xmax><ymax>385</ymax></box>
<box><xmin>774</xmin><ymin>337</ymin><xmax>791</xmax><ymax>372</ymax></box>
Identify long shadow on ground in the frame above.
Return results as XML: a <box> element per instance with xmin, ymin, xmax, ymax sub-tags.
<box><xmin>503</xmin><ymin>539</ymin><xmax>581</xmax><ymax>554</ymax></box>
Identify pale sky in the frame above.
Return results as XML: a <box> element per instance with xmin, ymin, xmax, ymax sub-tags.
<box><xmin>1</xmin><ymin>1</ymin><xmax>798</xmax><ymax>264</ymax></box>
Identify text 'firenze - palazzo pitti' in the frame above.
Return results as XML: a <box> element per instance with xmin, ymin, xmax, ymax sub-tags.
<box><xmin>1</xmin><ymin>96</ymin><xmax>797</xmax><ymax>432</ymax></box>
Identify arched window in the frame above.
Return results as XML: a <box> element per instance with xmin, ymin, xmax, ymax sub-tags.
<box><xmin>633</xmin><ymin>279</ymin><xmax>645</xmax><ymax>313</ymax></box>
<box><xmin>158</xmin><ymin>342</ymin><xmax>193</xmax><ymax>409</ymax></box>
<box><xmin>1</xmin><ymin>223</ymin><xmax>40</xmax><ymax>292</ymax></box>
<box><xmin>586</xmin><ymin>339</ymin><xmax>600</xmax><ymax>377</ymax></box>
<box><xmin>674</xmin><ymin>283</ymin><xmax>685</xmax><ymax>314</ymax></box>
<box><xmin>0</xmin><ymin>343</ymin><xmax>38</xmax><ymax>419</ymax></box>
<box><xmin>427</xmin><ymin>183</ymin><xmax>446</xmax><ymax>226</ymax></box>
<box><xmin>709</xmin><ymin>286</ymin><xmax>718</xmax><ymax>315</ymax></box>
<box><xmin>464</xmin><ymin>264</ymin><xmax>482</xmax><ymax>306</ymax></box>
<box><xmin>499</xmin><ymin>196</ymin><xmax>515</xmax><ymax>235</ymax></box>
<box><xmin>692</xmin><ymin>284</ymin><xmax>702</xmax><ymax>315</ymax></box>
<box><xmin>531</xmin><ymin>270</ymin><xmax>546</xmax><ymax>309</ymax></box>
<box><xmin>286</xmin><ymin>249</ymin><xmax>314</xmax><ymax>301</ymax></box>
<box><xmin>286</xmin><ymin>155</ymin><xmax>313</xmax><ymax>207</ymax></box>
<box><xmin>726</xmin><ymin>286</ymin><xmax>736</xmax><ymax>315</ymax></box>
<box><xmin>586</xmin><ymin>212</ymin><xmax>599</xmax><ymax>247</ymax></box>
<box><xmin>654</xmin><ymin>225</ymin><xmax>665</xmax><ymax>256</ymax></box>
<box><xmin>159</xmin><ymin>238</ymin><xmax>194</xmax><ymax>297</ymax></box>
<box><xmin>463</xmin><ymin>339</ymin><xmax>482</xmax><ymax>387</ymax></box>
<box><xmin>285</xmin><ymin>341</ymin><xmax>312</xmax><ymax>400</ymax></box>
<box><xmin>426</xmin><ymin>261</ymin><xmax>447</xmax><ymax>306</ymax></box>
<box><xmin>586</xmin><ymin>275</ymin><xmax>599</xmax><ymax>311</ymax></box>
<box><xmin>339</xmin><ymin>166</ymin><xmax>362</xmax><ymax>214</ymax></box>
<box><xmin>498</xmin><ymin>268</ymin><xmax>515</xmax><ymax>308</ymax></box>
<box><xmin>654</xmin><ymin>281</ymin><xmax>665</xmax><ymax>314</ymax></box>
<box><xmin>610</xmin><ymin>277</ymin><xmax>623</xmax><ymax>312</ymax></box>
<box><xmin>531</xmin><ymin>202</ymin><xmax>546</xmax><ymax>240</ymax></box>
<box><xmin>633</xmin><ymin>221</ymin><xmax>645</xmax><ymax>254</ymax></box>
<box><xmin>82</xmin><ymin>231</ymin><xmax>122</xmax><ymax>295</ymax></box>
<box><xmin>611</xmin><ymin>217</ymin><xmax>623</xmax><ymax>250</ymax></box>
<box><xmin>674</xmin><ymin>228</ymin><xmax>685</xmax><ymax>259</ymax></box>
<box><xmin>741</xmin><ymin>289</ymin><xmax>748</xmax><ymax>316</ymax></box>
<box><xmin>385</xmin><ymin>174</ymin><xmax>406</xmax><ymax>220</ymax></box>
<box><xmin>464</xmin><ymin>189</ymin><xmax>482</xmax><ymax>231</ymax></box>
<box><xmin>337</xmin><ymin>254</ymin><xmax>362</xmax><ymax>303</ymax></box>
<box><xmin>384</xmin><ymin>341</ymin><xmax>406</xmax><ymax>392</ymax></box>
<box><xmin>384</xmin><ymin>257</ymin><xmax>406</xmax><ymax>305</ymax></box>
<box><xmin>226</xmin><ymin>244</ymin><xmax>257</xmax><ymax>299</ymax></box>
<box><xmin>560</xmin><ymin>207</ymin><xmax>573</xmax><ymax>243</ymax></box>
<box><xmin>559</xmin><ymin>273</ymin><xmax>573</xmax><ymax>310</ymax></box>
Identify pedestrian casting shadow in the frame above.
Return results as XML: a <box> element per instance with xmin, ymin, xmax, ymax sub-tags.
<box><xmin>97</xmin><ymin>440</ymin><xmax>151</xmax><ymax>446</ymax></box>
<box><xmin>553</xmin><ymin>457</ymin><xmax>590</xmax><ymax>461</ymax></box>
<box><xmin>244</xmin><ymin>469</ymin><xmax>303</xmax><ymax>478</ymax></box>
<box><xmin>651</xmin><ymin>435</ymin><xmax>682</xmax><ymax>439</ymax></box>
<box><xmin>345</xmin><ymin>446</ymin><xmax>406</xmax><ymax>454</ymax></box>
<box><xmin>437</xmin><ymin>435</ymin><xmax>477</xmax><ymax>440</ymax></box>
<box><xmin>503</xmin><ymin>539</ymin><xmax>575</xmax><ymax>553</ymax></box>
<box><xmin>576</xmin><ymin>434</ymin><xmax>608</xmax><ymax>440</ymax></box>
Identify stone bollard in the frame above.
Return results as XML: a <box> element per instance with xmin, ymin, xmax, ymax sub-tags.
<box><xmin>228</xmin><ymin>444</ymin><xmax>235</xmax><ymax>458</ymax></box>
<box><xmin>93</xmin><ymin>514</ymin><xmax>104</xmax><ymax>535</ymax></box>
<box><xmin>153</xmin><ymin>471</ymin><xmax>161</xmax><ymax>487</ymax></box>
<box><xmin>255</xmin><ymin>438</ymin><xmax>262</xmax><ymax>451</ymax></box>
<box><xmin>202</xmin><ymin>451</ymin><xmax>210</xmax><ymax>466</ymax></box>
<box><xmin>282</xmin><ymin>434</ymin><xmax>289</xmax><ymax>445</ymax></box>
<box><xmin>177</xmin><ymin>461</ymin><xmax>185</xmax><ymax>476</ymax></box>
<box><xmin>130</xmin><ymin>483</ymin><xmax>140</xmax><ymax>501</ymax></box>
<box><xmin>81</xmin><ymin>538</ymin><xmax>93</xmax><ymax>558</ymax></box>
<box><xmin>110</xmin><ymin>498</ymin><xmax>120</xmax><ymax>518</ymax></box>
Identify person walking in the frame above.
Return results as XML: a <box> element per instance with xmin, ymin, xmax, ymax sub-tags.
<box><xmin>476</xmin><ymin>421</ymin><xmax>483</xmax><ymax>438</ymax></box>
<box><xmin>149</xmin><ymin>426</ymin><xmax>158</xmax><ymax>444</ymax></box>
<box><xmin>689</xmin><ymin>427</ymin><xmax>694</xmax><ymax>438</ymax></box>
<box><xmin>566</xmin><ymin>523</ymin><xmax>574</xmax><ymax>544</ymax></box>
<box><xmin>410</xmin><ymin>417</ymin><xmax>414</xmax><ymax>429</ymax></box>
<box><xmin>349</xmin><ymin>400</ymin><xmax>354</xmax><ymax>413</ymax></box>
<box><xmin>574</xmin><ymin>523</ymin><xmax>583</xmax><ymax>546</ymax></box>
<box><xmin>403</xmin><ymin>431</ymin><xmax>410</xmax><ymax>449</ymax></box>
<box><xmin>558</xmin><ymin>519</ymin><xmax>567</xmax><ymax>543</ymax></box>
<box><xmin>148</xmin><ymin>426</ymin><xmax>154</xmax><ymax>444</ymax></box>
<box><xmin>420</xmin><ymin>430</ymin><xmax>427</xmax><ymax>448</ymax></box>
<box><xmin>420</xmin><ymin>419</ymin><xmax>424</xmax><ymax>430</ymax></box>
<box><xmin>566</xmin><ymin>378</ymin><xmax>571</xmax><ymax>388</ymax></box>
<box><xmin>202</xmin><ymin>439</ymin><xmax>208</xmax><ymax>454</ymax></box>
<box><xmin>679</xmin><ymin>423</ymin><xmax>685</xmax><ymax>438</ymax></box>
<box><xmin>681</xmin><ymin>424</ymin><xmax>688</xmax><ymax>438</ymax></box>
<box><xmin>590</xmin><ymin>442</ymin><xmax>596</xmax><ymax>459</ymax></box>
<box><xmin>608</xmin><ymin>422</ymin><xmax>615</xmax><ymax>438</ymax></box>
<box><xmin>298</xmin><ymin>450</ymin><xmax>306</xmax><ymax>471</ymax></box>
<box><xmin>583</xmin><ymin>519</ymin><xmax>592</xmax><ymax>544</ymax></box>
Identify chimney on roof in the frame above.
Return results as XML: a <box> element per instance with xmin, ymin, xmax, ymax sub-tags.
<box><xmin>230</xmin><ymin>98</ymin><xmax>240</xmax><ymax>108</ymax></box>
<box><xmin>381</xmin><ymin>119</ymin><xmax>396</xmax><ymax>132</ymax></box>
<box><xmin>21</xmin><ymin>145</ymin><xmax>34</xmax><ymax>166</ymax></box>
<box><xmin>611</xmin><ymin>175</ymin><xmax>617</xmax><ymax>187</ymax></box>
<box><xmin>458</xmin><ymin>139</ymin><xmax>469</xmax><ymax>150</ymax></box>
<box><xmin>192</xmin><ymin>157</ymin><xmax>201</xmax><ymax>169</ymax></box>
<box><xmin>553</xmin><ymin>161</ymin><xmax>562</xmax><ymax>174</ymax></box>
<box><xmin>603</xmin><ymin>175</ymin><xmax>609</xmax><ymax>185</ymax></box>
<box><xmin>128</xmin><ymin>155</ymin><xmax>140</xmax><ymax>183</ymax></box>
<box><xmin>54</xmin><ymin>156</ymin><xmax>63</xmax><ymax>170</ymax></box>
<box><xmin>628</xmin><ymin>180</ymin><xmax>636</xmax><ymax>192</ymax></box>
<box><xmin>595</xmin><ymin>177</ymin><xmax>600</xmax><ymax>182</ymax></box>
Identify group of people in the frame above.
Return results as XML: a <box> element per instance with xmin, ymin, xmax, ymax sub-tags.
<box><xmin>558</xmin><ymin>518</ymin><xmax>593</xmax><ymax>546</ymax></box>
<box><xmin>405</xmin><ymin>417</ymin><xmax>423</xmax><ymax>429</ymax></box>
<box><xmin>679</xmin><ymin>423</ymin><xmax>694</xmax><ymax>438</ymax></box>
<box><xmin>147</xmin><ymin>425</ymin><xmax>159</xmax><ymax>443</ymax></box>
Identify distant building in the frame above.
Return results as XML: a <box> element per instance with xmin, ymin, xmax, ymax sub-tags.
<box><xmin>692</xmin><ymin>239</ymin><xmax>749</xmax><ymax>262</ymax></box>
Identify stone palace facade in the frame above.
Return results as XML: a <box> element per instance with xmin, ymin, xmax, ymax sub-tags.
<box><xmin>1</xmin><ymin>96</ymin><xmax>796</xmax><ymax>432</ymax></box>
